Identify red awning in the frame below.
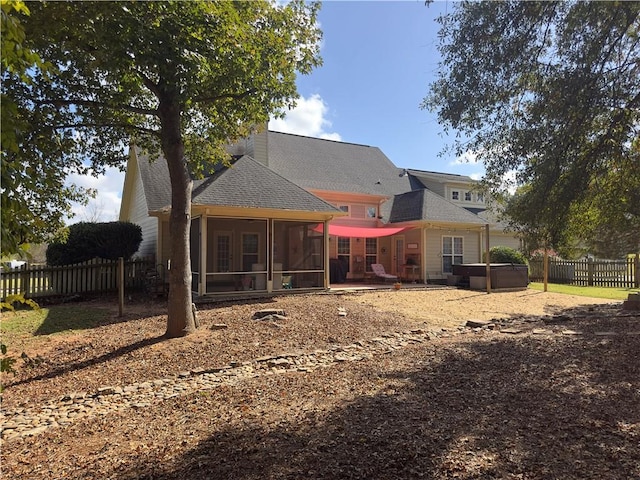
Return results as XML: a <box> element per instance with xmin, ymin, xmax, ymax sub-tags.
<box><xmin>314</xmin><ymin>224</ymin><xmax>406</xmax><ymax>238</ymax></box>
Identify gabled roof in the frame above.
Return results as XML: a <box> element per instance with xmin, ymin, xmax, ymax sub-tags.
<box><xmin>407</xmin><ymin>169</ymin><xmax>478</xmax><ymax>185</ymax></box>
<box><xmin>266</xmin><ymin>131</ymin><xmax>412</xmax><ymax>196</ymax></box>
<box><xmin>382</xmin><ymin>189</ymin><xmax>487</xmax><ymax>225</ymax></box>
<box><xmin>192</xmin><ymin>155</ymin><xmax>339</xmax><ymax>212</ymax></box>
<box><xmin>136</xmin><ymin>152</ymin><xmax>339</xmax><ymax>214</ymax></box>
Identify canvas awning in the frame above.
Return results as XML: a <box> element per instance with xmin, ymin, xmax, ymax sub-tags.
<box><xmin>314</xmin><ymin>224</ymin><xmax>407</xmax><ymax>238</ymax></box>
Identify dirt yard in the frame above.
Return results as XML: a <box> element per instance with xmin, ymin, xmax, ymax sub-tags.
<box><xmin>1</xmin><ymin>287</ymin><xmax>638</xmax><ymax>479</ymax></box>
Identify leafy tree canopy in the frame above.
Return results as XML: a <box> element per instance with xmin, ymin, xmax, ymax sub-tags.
<box><xmin>1</xmin><ymin>0</ymin><xmax>86</xmax><ymax>256</ymax></box>
<box><xmin>13</xmin><ymin>0</ymin><xmax>322</xmax><ymax>337</ymax></box>
<box><xmin>426</xmin><ymin>1</ymin><xmax>640</xmax><ymax>253</ymax></box>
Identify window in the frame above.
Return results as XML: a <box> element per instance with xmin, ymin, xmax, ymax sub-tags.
<box><xmin>338</xmin><ymin>205</ymin><xmax>349</xmax><ymax>215</ymax></box>
<box><xmin>476</xmin><ymin>192</ymin><xmax>484</xmax><ymax>203</ymax></box>
<box><xmin>365</xmin><ymin>238</ymin><xmax>377</xmax><ymax>272</ymax></box>
<box><xmin>216</xmin><ymin>234</ymin><xmax>231</xmax><ymax>272</ymax></box>
<box><xmin>442</xmin><ymin>236</ymin><xmax>463</xmax><ymax>273</ymax></box>
<box><xmin>451</xmin><ymin>191</ymin><xmax>459</xmax><ymax>201</ymax></box>
<box><xmin>241</xmin><ymin>233</ymin><xmax>259</xmax><ymax>271</ymax></box>
<box><xmin>366</xmin><ymin>206</ymin><xmax>377</xmax><ymax>218</ymax></box>
<box><xmin>337</xmin><ymin>237</ymin><xmax>350</xmax><ymax>272</ymax></box>
<box><xmin>464</xmin><ymin>191</ymin><xmax>472</xmax><ymax>201</ymax></box>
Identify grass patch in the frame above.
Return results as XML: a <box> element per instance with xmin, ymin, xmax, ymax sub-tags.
<box><xmin>1</xmin><ymin>305</ymin><xmax>110</xmax><ymax>340</ymax></box>
<box><xmin>529</xmin><ymin>282</ymin><xmax>639</xmax><ymax>300</ymax></box>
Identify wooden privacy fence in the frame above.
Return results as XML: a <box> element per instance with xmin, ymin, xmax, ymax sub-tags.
<box><xmin>529</xmin><ymin>256</ymin><xmax>639</xmax><ymax>288</ymax></box>
<box><xmin>0</xmin><ymin>258</ymin><xmax>155</xmax><ymax>301</ymax></box>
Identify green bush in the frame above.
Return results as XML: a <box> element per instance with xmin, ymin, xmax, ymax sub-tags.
<box><xmin>46</xmin><ymin>222</ymin><xmax>142</xmax><ymax>265</ymax></box>
<box><xmin>483</xmin><ymin>246</ymin><xmax>528</xmax><ymax>265</ymax></box>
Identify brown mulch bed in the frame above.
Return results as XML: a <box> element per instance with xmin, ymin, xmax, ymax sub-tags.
<box><xmin>2</xmin><ymin>288</ymin><xmax>639</xmax><ymax>479</ymax></box>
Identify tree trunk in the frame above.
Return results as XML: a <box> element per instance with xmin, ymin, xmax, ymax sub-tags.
<box><xmin>159</xmin><ymin>100</ymin><xmax>197</xmax><ymax>338</ymax></box>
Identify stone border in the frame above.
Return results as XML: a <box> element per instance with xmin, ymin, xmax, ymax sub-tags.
<box><xmin>2</xmin><ymin>313</ymin><xmax>637</xmax><ymax>442</ymax></box>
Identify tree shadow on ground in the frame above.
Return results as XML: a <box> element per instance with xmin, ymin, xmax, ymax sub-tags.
<box><xmin>7</xmin><ymin>335</ymin><xmax>165</xmax><ymax>388</ymax></box>
<box><xmin>118</xmin><ymin>306</ymin><xmax>640</xmax><ymax>479</ymax></box>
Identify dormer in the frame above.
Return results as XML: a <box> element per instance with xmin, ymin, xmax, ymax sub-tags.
<box><xmin>405</xmin><ymin>169</ymin><xmax>486</xmax><ymax>209</ymax></box>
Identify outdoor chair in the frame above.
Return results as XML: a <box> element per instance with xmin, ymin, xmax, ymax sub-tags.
<box><xmin>282</xmin><ymin>275</ymin><xmax>293</xmax><ymax>289</ymax></box>
<box><xmin>370</xmin><ymin>263</ymin><xmax>398</xmax><ymax>283</ymax></box>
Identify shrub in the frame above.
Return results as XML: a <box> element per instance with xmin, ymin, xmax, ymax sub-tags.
<box><xmin>483</xmin><ymin>246</ymin><xmax>528</xmax><ymax>265</ymax></box>
<box><xmin>46</xmin><ymin>222</ymin><xmax>142</xmax><ymax>266</ymax></box>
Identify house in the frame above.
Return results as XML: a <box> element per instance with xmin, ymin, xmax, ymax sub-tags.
<box><xmin>119</xmin><ymin>129</ymin><xmax>521</xmax><ymax>295</ymax></box>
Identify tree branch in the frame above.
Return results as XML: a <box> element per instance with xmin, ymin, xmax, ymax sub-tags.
<box><xmin>35</xmin><ymin>98</ymin><xmax>158</xmax><ymax>116</ymax></box>
<box><xmin>48</xmin><ymin>122</ymin><xmax>160</xmax><ymax>137</ymax></box>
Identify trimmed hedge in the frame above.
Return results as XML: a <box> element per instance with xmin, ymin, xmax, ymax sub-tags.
<box><xmin>483</xmin><ymin>246</ymin><xmax>528</xmax><ymax>265</ymax></box>
<box><xmin>46</xmin><ymin>222</ymin><xmax>142</xmax><ymax>266</ymax></box>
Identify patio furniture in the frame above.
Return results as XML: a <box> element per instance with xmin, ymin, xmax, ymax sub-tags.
<box><xmin>371</xmin><ymin>263</ymin><xmax>398</xmax><ymax>283</ymax></box>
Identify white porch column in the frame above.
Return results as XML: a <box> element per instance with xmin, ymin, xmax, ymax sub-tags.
<box><xmin>421</xmin><ymin>227</ymin><xmax>427</xmax><ymax>284</ymax></box>
<box><xmin>200</xmin><ymin>216</ymin><xmax>207</xmax><ymax>296</ymax></box>
<box><xmin>324</xmin><ymin>219</ymin><xmax>330</xmax><ymax>289</ymax></box>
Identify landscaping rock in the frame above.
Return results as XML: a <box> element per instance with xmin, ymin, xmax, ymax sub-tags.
<box><xmin>466</xmin><ymin>319</ymin><xmax>491</xmax><ymax>328</ymax></box>
<box><xmin>253</xmin><ymin>309</ymin><xmax>286</xmax><ymax>319</ymax></box>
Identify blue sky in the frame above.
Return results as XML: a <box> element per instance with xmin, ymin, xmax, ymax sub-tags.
<box><xmin>72</xmin><ymin>0</ymin><xmax>480</xmax><ymax>222</ymax></box>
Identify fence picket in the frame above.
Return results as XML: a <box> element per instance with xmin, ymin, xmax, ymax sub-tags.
<box><xmin>1</xmin><ymin>258</ymin><xmax>155</xmax><ymax>301</ymax></box>
<box><xmin>529</xmin><ymin>256</ymin><xmax>638</xmax><ymax>288</ymax></box>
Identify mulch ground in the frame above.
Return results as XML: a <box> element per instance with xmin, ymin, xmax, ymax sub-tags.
<box><xmin>1</xmin><ymin>290</ymin><xmax>639</xmax><ymax>479</ymax></box>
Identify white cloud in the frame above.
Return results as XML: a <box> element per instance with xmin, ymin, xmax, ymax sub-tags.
<box><xmin>66</xmin><ymin>166</ymin><xmax>124</xmax><ymax>223</ymax></box>
<box><xmin>270</xmin><ymin>94</ymin><xmax>341</xmax><ymax>141</ymax></box>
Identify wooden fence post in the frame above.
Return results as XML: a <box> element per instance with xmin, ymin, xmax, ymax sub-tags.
<box><xmin>543</xmin><ymin>249</ymin><xmax>548</xmax><ymax>292</ymax></box>
<box><xmin>635</xmin><ymin>254</ymin><xmax>639</xmax><ymax>289</ymax></box>
<box><xmin>118</xmin><ymin>257</ymin><xmax>124</xmax><ymax>317</ymax></box>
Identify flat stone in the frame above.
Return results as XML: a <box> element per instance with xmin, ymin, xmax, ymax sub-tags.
<box><xmin>561</xmin><ymin>330</ymin><xmax>582</xmax><ymax>335</ymax></box>
<box><xmin>466</xmin><ymin>319</ymin><xmax>490</xmax><ymax>328</ymax></box>
<box><xmin>267</xmin><ymin>358</ymin><xmax>291</xmax><ymax>368</ymax></box>
<box><xmin>500</xmin><ymin>328</ymin><xmax>522</xmax><ymax>334</ymax></box>
<box><xmin>253</xmin><ymin>309</ymin><xmax>286</xmax><ymax>320</ymax></box>
<box><xmin>532</xmin><ymin>328</ymin><xmax>552</xmax><ymax>335</ymax></box>
<box><xmin>97</xmin><ymin>386</ymin><xmax>116</xmax><ymax>395</ymax></box>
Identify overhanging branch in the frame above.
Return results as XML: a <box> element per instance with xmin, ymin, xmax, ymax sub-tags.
<box><xmin>48</xmin><ymin>122</ymin><xmax>160</xmax><ymax>137</ymax></box>
<box><xmin>35</xmin><ymin>98</ymin><xmax>158</xmax><ymax>116</ymax></box>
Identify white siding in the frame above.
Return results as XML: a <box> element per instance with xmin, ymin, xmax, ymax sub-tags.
<box><xmin>490</xmin><ymin>234</ymin><xmax>522</xmax><ymax>251</ymax></box>
<box><xmin>247</xmin><ymin>128</ymin><xmax>269</xmax><ymax>166</ymax></box>
<box><xmin>424</xmin><ymin>228</ymin><xmax>481</xmax><ymax>278</ymax></box>
<box><xmin>125</xmin><ymin>166</ymin><xmax>158</xmax><ymax>260</ymax></box>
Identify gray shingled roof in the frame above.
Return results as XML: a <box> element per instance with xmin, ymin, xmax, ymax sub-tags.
<box><xmin>267</xmin><ymin>131</ymin><xmax>412</xmax><ymax>196</ymax></box>
<box><xmin>192</xmin><ymin>156</ymin><xmax>339</xmax><ymax>212</ymax></box>
<box><xmin>137</xmin><ymin>153</ymin><xmax>339</xmax><ymax>214</ymax></box>
<box><xmin>407</xmin><ymin>169</ymin><xmax>478</xmax><ymax>185</ymax></box>
<box><xmin>382</xmin><ymin>189</ymin><xmax>487</xmax><ymax>225</ymax></box>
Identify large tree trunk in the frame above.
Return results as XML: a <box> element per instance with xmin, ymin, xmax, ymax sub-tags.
<box><xmin>159</xmin><ymin>100</ymin><xmax>197</xmax><ymax>338</ymax></box>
